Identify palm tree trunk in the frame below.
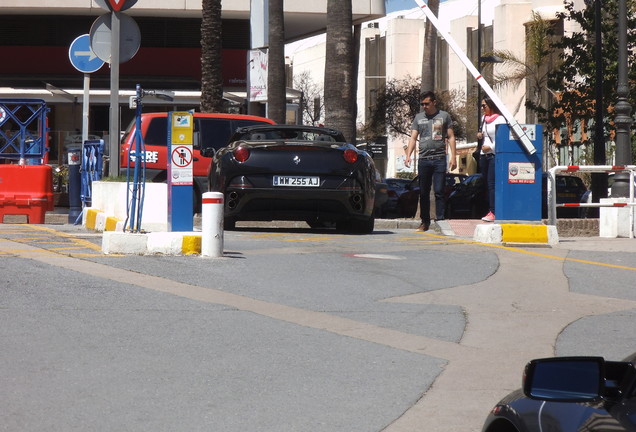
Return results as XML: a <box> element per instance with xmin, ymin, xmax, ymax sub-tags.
<box><xmin>421</xmin><ymin>0</ymin><xmax>439</xmax><ymax>93</ymax></box>
<box><xmin>325</xmin><ymin>0</ymin><xmax>356</xmax><ymax>143</ymax></box>
<box><xmin>267</xmin><ymin>0</ymin><xmax>286</xmax><ymax>124</ymax></box>
<box><xmin>200</xmin><ymin>0</ymin><xmax>224</xmax><ymax>113</ymax></box>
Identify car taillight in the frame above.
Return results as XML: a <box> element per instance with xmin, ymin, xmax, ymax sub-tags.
<box><xmin>233</xmin><ymin>146</ymin><xmax>250</xmax><ymax>162</ymax></box>
<box><xmin>343</xmin><ymin>149</ymin><xmax>358</xmax><ymax>163</ymax></box>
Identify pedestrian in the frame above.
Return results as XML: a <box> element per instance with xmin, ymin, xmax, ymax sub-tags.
<box><xmin>476</xmin><ymin>96</ymin><xmax>506</xmax><ymax>222</ymax></box>
<box><xmin>404</xmin><ymin>91</ymin><xmax>457</xmax><ymax>232</ymax></box>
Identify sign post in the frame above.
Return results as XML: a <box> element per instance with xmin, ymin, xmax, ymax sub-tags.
<box><xmin>167</xmin><ymin>112</ymin><xmax>194</xmax><ymax>231</ymax></box>
<box><xmin>92</xmin><ymin>0</ymin><xmax>140</xmax><ymax>178</ymax></box>
<box><xmin>68</xmin><ymin>34</ymin><xmax>104</xmax><ymax>145</ymax></box>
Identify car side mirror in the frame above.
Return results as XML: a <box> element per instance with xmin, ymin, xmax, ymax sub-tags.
<box><xmin>201</xmin><ymin>147</ymin><xmax>216</xmax><ymax>158</ymax></box>
<box><xmin>523</xmin><ymin>357</ymin><xmax>604</xmax><ymax>402</ymax></box>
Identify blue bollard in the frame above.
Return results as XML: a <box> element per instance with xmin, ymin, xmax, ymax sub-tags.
<box><xmin>67</xmin><ymin>148</ymin><xmax>82</xmax><ymax>224</ymax></box>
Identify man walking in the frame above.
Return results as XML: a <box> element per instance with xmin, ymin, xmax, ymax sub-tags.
<box><xmin>404</xmin><ymin>91</ymin><xmax>457</xmax><ymax>231</ymax></box>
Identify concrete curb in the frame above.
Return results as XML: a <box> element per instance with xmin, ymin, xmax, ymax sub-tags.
<box><xmin>474</xmin><ymin>223</ymin><xmax>559</xmax><ymax>245</ymax></box>
<box><xmin>84</xmin><ymin>208</ymin><xmax>123</xmax><ymax>232</ymax></box>
<box><xmin>103</xmin><ymin>231</ymin><xmax>204</xmax><ymax>255</ymax></box>
<box><xmin>35</xmin><ymin>208</ymin><xmax>598</xmax><ymax>255</ymax></box>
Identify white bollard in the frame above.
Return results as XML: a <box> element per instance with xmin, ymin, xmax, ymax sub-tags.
<box><xmin>201</xmin><ymin>192</ymin><xmax>224</xmax><ymax>257</ymax></box>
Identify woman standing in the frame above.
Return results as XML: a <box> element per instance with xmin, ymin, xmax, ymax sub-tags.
<box><xmin>476</xmin><ymin>97</ymin><xmax>506</xmax><ymax>222</ymax></box>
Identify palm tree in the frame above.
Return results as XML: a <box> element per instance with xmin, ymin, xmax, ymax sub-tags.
<box><xmin>200</xmin><ymin>0</ymin><xmax>224</xmax><ymax>113</ymax></box>
<box><xmin>324</xmin><ymin>0</ymin><xmax>356</xmax><ymax>142</ymax></box>
<box><xmin>488</xmin><ymin>11</ymin><xmax>560</xmax><ymax>165</ymax></box>
<box><xmin>267</xmin><ymin>0</ymin><xmax>286</xmax><ymax>124</ymax></box>
<box><xmin>421</xmin><ymin>0</ymin><xmax>440</xmax><ymax>93</ymax></box>
<box><xmin>490</xmin><ymin>11</ymin><xmax>558</xmax><ymax>123</ymax></box>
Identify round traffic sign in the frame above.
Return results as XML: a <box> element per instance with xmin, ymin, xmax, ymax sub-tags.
<box><xmin>89</xmin><ymin>13</ymin><xmax>141</xmax><ymax>64</ymax></box>
<box><xmin>68</xmin><ymin>34</ymin><xmax>105</xmax><ymax>73</ymax></box>
<box><xmin>94</xmin><ymin>0</ymin><xmax>138</xmax><ymax>12</ymax></box>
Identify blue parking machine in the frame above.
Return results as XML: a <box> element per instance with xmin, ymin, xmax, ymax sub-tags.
<box><xmin>494</xmin><ymin>124</ymin><xmax>543</xmax><ymax>222</ymax></box>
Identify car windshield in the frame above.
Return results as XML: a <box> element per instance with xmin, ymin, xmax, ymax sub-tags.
<box><xmin>236</xmin><ymin>127</ymin><xmax>345</xmax><ymax>143</ymax></box>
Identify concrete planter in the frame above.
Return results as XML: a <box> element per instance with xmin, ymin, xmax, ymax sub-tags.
<box><xmin>89</xmin><ymin>181</ymin><xmax>168</xmax><ymax>232</ymax></box>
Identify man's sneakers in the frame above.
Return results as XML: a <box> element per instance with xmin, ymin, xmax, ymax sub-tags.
<box><xmin>481</xmin><ymin>211</ymin><xmax>495</xmax><ymax>222</ymax></box>
<box><xmin>416</xmin><ymin>222</ymin><xmax>430</xmax><ymax>232</ymax></box>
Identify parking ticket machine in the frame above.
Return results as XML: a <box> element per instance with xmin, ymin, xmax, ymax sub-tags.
<box><xmin>494</xmin><ymin>124</ymin><xmax>543</xmax><ymax>221</ymax></box>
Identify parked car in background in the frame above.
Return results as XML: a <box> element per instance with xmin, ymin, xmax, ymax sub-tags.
<box><xmin>542</xmin><ymin>173</ymin><xmax>588</xmax><ymax>218</ymax></box>
<box><xmin>442</xmin><ymin>173</ymin><xmax>587</xmax><ymax>220</ymax></box>
<box><xmin>204</xmin><ymin>124</ymin><xmax>377</xmax><ymax>233</ymax></box>
<box><xmin>374</xmin><ymin>174</ymin><xmax>390</xmax><ymax>218</ymax></box>
<box><xmin>397</xmin><ymin>174</ymin><xmax>467</xmax><ymax>218</ymax></box>
<box><xmin>445</xmin><ymin>173</ymin><xmax>488</xmax><ymax>219</ymax></box>
<box><xmin>378</xmin><ymin>178</ymin><xmax>412</xmax><ymax>218</ymax></box>
<box><xmin>481</xmin><ymin>352</ymin><xmax>636</xmax><ymax>432</ymax></box>
<box><xmin>120</xmin><ymin>112</ymin><xmax>275</xmax><ymax>211</ymax></box>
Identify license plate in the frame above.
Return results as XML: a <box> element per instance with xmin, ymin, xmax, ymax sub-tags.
<box><xmin>273</xmin><ymin>175</ymin><xmax>320</xmax><ymax>187</ymax></box>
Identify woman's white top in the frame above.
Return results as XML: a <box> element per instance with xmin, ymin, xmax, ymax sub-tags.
<box><xmin>480</xmin><ymin>114</ymin><xmax>507</xmax><ymax>155</ymax></box>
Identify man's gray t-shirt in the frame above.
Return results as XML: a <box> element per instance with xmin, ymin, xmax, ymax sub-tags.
<box><xmin>411</xmin><ymin>110</ymin><xmax>451</xmax><ymax>157</ymax></box>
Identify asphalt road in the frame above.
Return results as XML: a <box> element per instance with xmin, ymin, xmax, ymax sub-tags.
<box><xmin>2</xmin><ymin>223</ymin><xmax>636</xmax><ymax>432</ymax></box>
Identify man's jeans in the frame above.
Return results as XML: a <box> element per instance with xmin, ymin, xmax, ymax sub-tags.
<box><xmin>418</xmin><ymin>156</ymin><xmax>447</xmax><ymax>224</ymax></box>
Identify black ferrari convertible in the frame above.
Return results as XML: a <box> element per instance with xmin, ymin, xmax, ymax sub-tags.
<box><xmin>481</xmin><ymin>353</ymin><xmax>636</xmax><ymax>432</ymax></box>
<box><xmin>203</xmin><ymin>125</ymin><xmax>376</xmax><ymax>233</ymax></box>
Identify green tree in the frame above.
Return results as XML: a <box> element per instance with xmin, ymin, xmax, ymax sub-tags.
<box><xmin>200</xmin><ymin>0</ymin><xmax>224</xmax><ymax>113</ymax></box>
<box><xmin>547</xmin><ymin>0</ymin><xmax>636</xmax><ymax>161</ymax></box>
<box><xmin>267</xmin><ymin>0</ymin><xmax>286</xmax><ymax>124</ymax></box>
<box><xmin>490</xmin><ymin>11</ymin><xmax>559</xmax><ymax>124</ymax></box>
<box><xmin>365</xmin><ymin>76</ymin><xmax>466</xmax><ymax>141</ymax></box>
<box><xmin>324</xmin><ymin>0</ymin><xmax>356</xmax><ymax>142</ymax></box>
<box><xmin>293</xmin><ymin>71</ymin><xmax>324</xmax><ymax>126</ymax></box>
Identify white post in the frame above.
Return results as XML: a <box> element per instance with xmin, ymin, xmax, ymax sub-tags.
<box><xmin>82</xmin><ymin>73</ymin><xmax>90</xmax><ymax>144</ymax></box>
<box><xmin>201</xmin><ymin>192</ymin><xmax>224</xmax><ymax>257</ymax></box>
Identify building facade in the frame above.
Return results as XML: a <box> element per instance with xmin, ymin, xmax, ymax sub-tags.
<box><xmin>0</xmin><ymin>0</ymin><xmax>385</xmax><ymax>165</ymax></box>
<box><xmin>287</xmin><ymin>0</ymin><xmax>585</xmax><ymax>177</ymax></box>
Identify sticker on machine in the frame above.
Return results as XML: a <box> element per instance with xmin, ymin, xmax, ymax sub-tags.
<box><xmin>508</xmin><ymin>162</ymin><xmax>535</xmax><ymax>183</ymax></box>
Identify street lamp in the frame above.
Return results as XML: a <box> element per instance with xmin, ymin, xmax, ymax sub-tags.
<box><xmin>611</xmin><ymin>0</ymin><xmax>633</xmax><ymax>197</ymax></box>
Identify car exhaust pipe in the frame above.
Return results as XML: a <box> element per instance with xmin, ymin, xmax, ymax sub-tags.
<box><xmin>227</xmin><ymin>191</ymin><xmax>239</xmax><ymax>209</ymax></box>
<box><xmin>351</xmin><ymin>194</ymin><xmax>363</xmax><ymax>211</ymax></box>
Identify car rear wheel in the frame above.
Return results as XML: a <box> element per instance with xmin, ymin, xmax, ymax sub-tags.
<box><xmin>348</xmin><ymin>217</ymin><xmax>374</xmax><ymax>234</ymax></box>
<box><xmin>223</xmin><ymin>218</ymin><xmax>236</xmax><ymax>230</ymax></box>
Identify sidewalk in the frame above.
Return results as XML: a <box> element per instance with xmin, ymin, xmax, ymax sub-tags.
<box><xmin>36</xmin><ymin>209</ymin><xmax>600</xmax><ymax>238</ymax></box>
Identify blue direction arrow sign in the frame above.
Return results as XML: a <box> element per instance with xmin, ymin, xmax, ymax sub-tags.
<box><xmin>68</xmin><ymin>34</ymin><xmax>105</xmax><ymax>73</ymax></box>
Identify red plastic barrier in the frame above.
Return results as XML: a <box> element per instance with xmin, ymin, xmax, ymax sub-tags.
<box><xmin>0</xmin><ymin>165</ymin><xmax>54</xmax><ymax>224</ymax></box>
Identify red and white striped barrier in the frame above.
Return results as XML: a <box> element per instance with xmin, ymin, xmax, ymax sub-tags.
<box><xmin>547</xmin><ymin>165</ymin><xmax>636</xmax><ymax>238</ymax></box>
<box><xmin>201</xmin><ymin>192</ymin><xmax>224</xmax><ymax>257</ymax></box>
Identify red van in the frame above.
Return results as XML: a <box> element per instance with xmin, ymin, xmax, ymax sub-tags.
<box><xmin>120</xmin><ymin>112</ymin><xmax>274</xmax><ymax>210</ymax></box>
